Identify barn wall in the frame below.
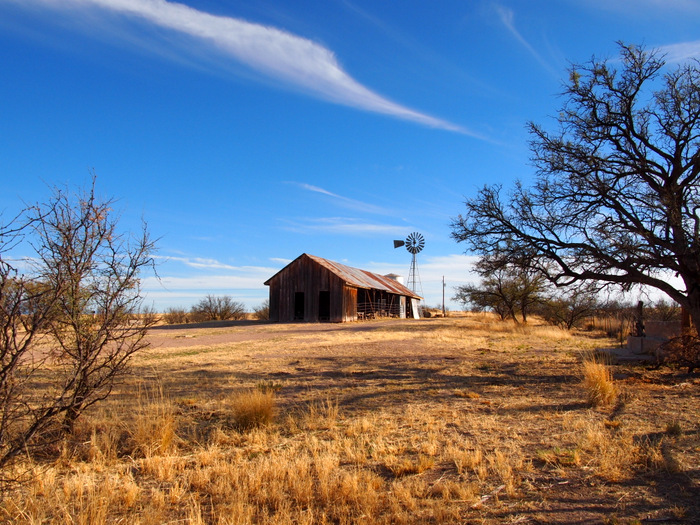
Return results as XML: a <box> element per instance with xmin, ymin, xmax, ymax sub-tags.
<box><xmin>267</xmin><ymin>255</ymin><xmax>350</xmax><ymax>322</ymax></box>
<box><xmin>342</xmin><ymin>286</ymin><xmax>357</xmax><ymax>322</ymax></box>
<box><xmin>268</xmin><ymin>281</ymin><xmax>280</xmax><ymax>322</ymax></box>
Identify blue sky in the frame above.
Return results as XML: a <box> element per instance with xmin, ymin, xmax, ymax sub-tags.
<box><xmin>1</xmin><ymin>0</ymin><xmax>699</xmax><ymax>311</ymax></box>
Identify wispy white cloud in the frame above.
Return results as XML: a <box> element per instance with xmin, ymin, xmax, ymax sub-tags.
<box><xmin>658</xmin><ymin>40</ymin><xmax>700</xmax><ymax>63</ymax></box>
<box><xmin>142</xmin><ymin>257</ymin><xmax>278</xmax><ymax>307</ymax></box>
<box><xmin>578</xmin><ymin>0</ymin><xmax>700</xmax><ymax>14</ymax></box>
<box><xmin>368</xmin><ymin>254</ymin><xmax>478</xmax><ymax>285</ymax></box>
<box><xmin>16</xmin><ymin>0</ymin><xmax>474</xmax><ymax>134</ymax></box>
<box><xmin>153</xmin><ymin>255</ymin><xmax>243</xmax><ymax>271</ymax></box>
<box><xmin>293</xmin><ymin>182</ymin><xmax>391</xmax><ymax>215</ymax></box>
<box><xmin>281</xmin><ymin>216</ymin><xmax>410</xmax><ymax>236</ymax></box>
<box><xmin>298</xmin><ymin>184</ymin><xmax>339</xmax><ymax>199</ymax></box>
<box><xmin>495</xmin><ymin>5</ymin><xmax>559</xmax><ymax>78</ymax></box>
<box><xmin>144</xmin><ymin>273</ymin><xmax>270</xmax><ymax>291</ymax></box>
<box><xmin>153</xmin><ymin>255</ymin><xmax>280</xmax><ymax>278</ymax></box>
<box><xmin>269</xmin><ymin>257</ymin><xmax>292</xmax><ymax>265</ymax></box>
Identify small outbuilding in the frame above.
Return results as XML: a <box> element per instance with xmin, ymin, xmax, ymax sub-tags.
<box><xmin>264</xmin><ymin>254</ymin><xmax>422</xmax><ymax>322</ymax></box>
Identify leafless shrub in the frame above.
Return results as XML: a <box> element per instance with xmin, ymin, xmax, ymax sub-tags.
<box><xmin>191</xmin><ymin>295</ymin><xmax>246</xmax><ymax>321</ymax></box>
<box><xmin>648</xmin><ymin>299</ymin><xmax>681</xmax><ymax>322</ymax></box>
<box><xmin>252</xmin><ymin>299</ymin><xmax>269</xmax><ymax>321</ymax></box>
<box><xmin>658</xmin><ymin>330</ymin><xmax>700</xmax><ymax>374</ymax></box>
<box><xmin>0</xmin><ymin>178</ymin><xmax>155</xmax><ymax>475</ymax></box>
<box><xmin>163</xmin><ymin>306</ymin><xmax>189</xmax><ymax>325</ymax></box>
<box><xmin>452</xmin><ymin>256</ymin><xmax>547</xmax><ymax>323</ymax></box>
<box><xmin>539</xmin><ymin>284</ymin><xmax>600</xmax><ymax>330</ymax></box>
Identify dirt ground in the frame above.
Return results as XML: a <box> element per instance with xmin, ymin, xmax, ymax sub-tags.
<box><xmin>5</xmin><ymin>316</ymin><xmax>699</xmax><ymax>524</ymax></box>
<box><xmin>146</xmin><ymin>319</ymin><xmax>369</xmax><ymax>347</ymax></box>
<box><xmin>137</xmin><ymin>317</ymin><xmax>700</xmax><ymax>524</ymax></box>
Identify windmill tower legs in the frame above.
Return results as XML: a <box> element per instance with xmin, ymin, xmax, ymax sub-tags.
<box><xmin>407</xmin><ymin>253</ymin><xmax>424</xmax><ymax>316</ymax></box>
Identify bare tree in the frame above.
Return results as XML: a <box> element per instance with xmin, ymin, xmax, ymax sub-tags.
<box><xmin>451</xmin><ymin>43</ymin><xmax>700</xmax><ymax>330</ymax></box>
<box><xmin>453</xmin><ymin>281</ymin><xmax>511</xmax><ymax>321</ymax></box>
<box><xmin>648</xmin><ymin>299</ymin><xmax>681</xmax><ymax>322</ymax></box>
<box><xmin>0</xmin><ymin>180</ymin><xmax>155</xmax><ymax>473</ymax></box>
<box><xmin>453</xmin><ymin>256</ymin><xmax>546</xmax><ymax>323</ymax></box>
<box><xmin>538</xmin><ymin>284</ymin><xmax>601</xmax><ymax>330</ymax></box>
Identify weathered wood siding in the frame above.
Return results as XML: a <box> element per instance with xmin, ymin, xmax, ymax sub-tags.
<box><xmin>266</xmin><ymin>253</ymin><xmax>421</xmax><ymax>323</ymax></box>
<box><xmin>343</xmin><ymin>285</ymin><xmax>357</xmax><ymax>322</ymax></box>
<box><xmin>267</xmin><ymin>254</ymin><xmax>354</xmax><ymax>322</ymax></box>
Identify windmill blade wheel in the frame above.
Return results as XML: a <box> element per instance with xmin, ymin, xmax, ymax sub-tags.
<box><xmin>405</xmin><ymin>232</ymin><xmax>424</xmax><ymax>254</ymax></box>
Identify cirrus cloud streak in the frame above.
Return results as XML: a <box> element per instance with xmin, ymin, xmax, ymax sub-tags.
<box><xmin>15</xmin><ymin>0</ymin><xmax>472</xmax><ymax>134</ymax></box>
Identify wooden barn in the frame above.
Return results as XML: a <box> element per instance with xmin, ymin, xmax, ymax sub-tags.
<box><xmin>264</xmin><ymin>254</ymin><xmax>422</xmax><ymax>322</ymax></box>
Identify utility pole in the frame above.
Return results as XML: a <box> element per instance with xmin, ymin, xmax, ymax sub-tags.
<box><xmin>442</xmin><ymin>276</ymin><xmax>446</xmax><ymax>317</ymax></box>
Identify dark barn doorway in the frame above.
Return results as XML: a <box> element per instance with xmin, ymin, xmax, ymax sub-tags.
<box><xmin>319</xmin><ymin>290</ymin><xmax>330</xmax><ymax>321</ymax></box>
<box><xmin>294</xmin><ymin>292</ymin><xmax>305</xmax><ymax>320</ymax></box>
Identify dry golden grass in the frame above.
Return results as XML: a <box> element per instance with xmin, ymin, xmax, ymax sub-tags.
<box><xmin>1</xmin><ymin>314</ymin><xmax>699</xmax><ymax>524</ymax></box>
<box><xmin>229</xmin><ymin>388</ymin><xmax>276</xmax><ymax>431</ymax></box>
<box><xmin>132</xmin><ymin>384</ymin><xmax>179</xmax><ymax>457</ymax></box>
<box><xmin>581</xmin><ymin>352</ymin><xmax>618</xmax><ymax>407</ymax></box>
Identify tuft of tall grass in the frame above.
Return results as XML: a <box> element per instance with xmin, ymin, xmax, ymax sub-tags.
<box><xmin>581</xmin><ymin>355</ymin><xmax>617</xmax><ymax>407</ymax></box>
<box><xmin>488</xmin><ymin>448</ymin><xmax>522</xmax><ymax>497</ymax></box>
<box><xmin>536</xmin><ymin>447</ymin><xmax>581</xmax><ymax>468</ymax></box>
<box><xmin>131</xmin><ymin>384</ymin><xmax>178</xmax><ymax>457</ymax></box>
<box><xmin>448</xmin><ymin>444</ymin><xmax>483</xmax><ymax>475</ymax></box>
<box><xmin>301</xmin><ymin>396</ymin><xmax>339</xmax><ymax>430</ymax></box>
<box><xmin>230</xmin><ymin>388</ymin><xmax>275</xmax><ymax>431</ymax></box>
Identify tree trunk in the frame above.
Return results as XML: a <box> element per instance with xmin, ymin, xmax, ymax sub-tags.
<box><xmin>686</xmin><ymin>288</ymin><xmax>700</xmax><ymax>335</ymax></box>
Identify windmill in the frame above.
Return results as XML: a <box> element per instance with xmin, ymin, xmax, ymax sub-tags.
<box><xmin>393</xmin><ymin>232</ymin><xmax>424</xmax><ymax>300</ymax></box>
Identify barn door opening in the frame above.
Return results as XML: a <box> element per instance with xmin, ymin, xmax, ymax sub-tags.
<box><xmin>319</xmin><ymin>290</ymin><xmax>330</xmax><ymax>321</ymax></box>
<box><xmin>294</xmin><ymin>292</ymin><xmax>305</xmax><ymax>321</ymax></box>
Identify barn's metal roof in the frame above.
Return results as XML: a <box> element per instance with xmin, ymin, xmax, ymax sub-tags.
<box><xmin>265</xmin><ymin>254</ymin><xmax>422</xmax><ymax>299</ymax></box>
